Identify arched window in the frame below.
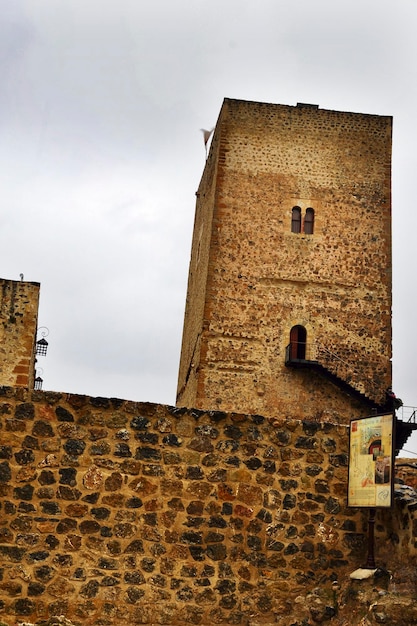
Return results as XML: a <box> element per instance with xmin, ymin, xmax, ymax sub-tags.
<box><xmin>304</xmin><ymin>207</ymin><xmax>315</xmax><ymax>234</ymax></box>
<box><xmin>289</xmin><ymin>325</ymin><xmax>307</xmax><ymax>360</ymax></box>
<box><xmin>291</xmin><ymin>207</ymin><xmax>301</xmax><ymax>233</ymax></box>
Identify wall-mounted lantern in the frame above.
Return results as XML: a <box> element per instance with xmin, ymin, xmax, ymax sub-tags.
<box><xmin>36</xmin><ymin>327</ymin><xmax>49</xmax><ymax>357</ymax></box>
<box><xmin>35</xmin><ymin>327</ymin><xmax>49</xmax><ymax>389</ymax></box>
<box><xmin>34</xmin><ymin>376</ymin><xmax>43</xmax><ymax>390</ymax></box>
<box><xmin>36</xmin><ymin>338</ymin><xmax>48</xmax><ymax>356</ymax></box>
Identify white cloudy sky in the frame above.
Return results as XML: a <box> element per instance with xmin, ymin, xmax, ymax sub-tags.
<box><xmin>2</xmin><ymin>0</ymin><xmax>417</xmax><ymax>454</ymax></box>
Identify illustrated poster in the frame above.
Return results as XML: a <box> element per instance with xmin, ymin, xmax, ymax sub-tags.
<box><xmin>348</xmin><ymin>413</ymin><xmax>394</xmax><ymax>508</ymax></box>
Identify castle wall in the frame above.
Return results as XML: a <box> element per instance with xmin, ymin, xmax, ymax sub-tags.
<box><xmin>0</xmin><ymin>279</ymin><xmax>40</xmax><ymax>390</ymax></box>
<box><xmin>177</xmin><ymin>99</ymin><xmax>392</xmax><ymax>419</ymax></box>
<box><xmin>0</xmin><ymin>387</ymin><xmax>414</xmax><ymax>625</ymax></box>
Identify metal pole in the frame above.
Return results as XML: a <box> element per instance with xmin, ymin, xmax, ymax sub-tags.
<box><xmin>364</xmin><ymin>507</ymin><xmax>376</xmax><ymax>568</ymax></box>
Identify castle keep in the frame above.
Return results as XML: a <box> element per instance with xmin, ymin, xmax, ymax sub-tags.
<box><xmin>1</xmin><ymin>100</ymin><xmax>416</xmax><ymax>625</ymax></box>
<box><xmin>177</xmin><ymin>99</ymin><xmax>392</xmax><ymax>421</ymax></box>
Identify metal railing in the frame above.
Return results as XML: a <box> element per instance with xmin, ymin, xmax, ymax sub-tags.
<box><xmin>285</xmin><ymin>341</ymin><xmax>415</xmax><ymax>413</ymax></box>
<box><xmin>397</xmin><ymin>406</ymin><xmax>417</xmax><ymax>424</ymax></box>
<box><xmin>285</xmin><ymin>341</ymin><xmax>318</xmax><ymax>363</ymax></box>
<box><xmin>285</xmin><ymin>341</ymin><xmax>384</xmax><ymax>403</ymax></box>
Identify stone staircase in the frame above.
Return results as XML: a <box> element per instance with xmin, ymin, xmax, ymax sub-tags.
<box><xmin>285</xmin><ymin>341</ymin><xmax>384</xmax><ymax>411</ymax></box>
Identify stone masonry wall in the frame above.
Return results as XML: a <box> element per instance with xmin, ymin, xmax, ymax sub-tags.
<box><xmin>177</xmin><ymin>99</ymin><xmax>392</xmax><ymax>419</ymax></box>
<box><xmin>176</xmin><ymin>119</ymin><xmax>223</xmax><ymax>407</ymax></box>
<box><xmin>0</xmin><ymin>387</ymin><xmax>414</xmax><ymax>625</ymax></box>
<box><xmin>0</xmin><ymin>280</ymin><xmax>40</xmax><ymax>390</ymax></box>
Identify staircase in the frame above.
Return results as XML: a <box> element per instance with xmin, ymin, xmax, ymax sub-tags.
<box><xmin>285</xmin><ymin>342</ymin><xmax>417</xmax><ymax>454</ymax></box>
<box><xmin>284</xmin><ymin>341</ymin><xmax>384</xmax><ymax>410</ymax></box>
<box><xmin>395</xmin><ymin>407</ymin><xmax>417</xmax><ymax>455</ymax></box>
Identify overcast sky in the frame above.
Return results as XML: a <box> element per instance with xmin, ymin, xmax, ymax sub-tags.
<box><xmin>2</xmin><ymin>0</ymin><xmax>417</xmax><ymax>455</ymax></box>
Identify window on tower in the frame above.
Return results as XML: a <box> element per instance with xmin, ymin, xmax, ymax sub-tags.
<box><xmin>304</xmin><ymin>208</ymin><xmax>315</xmax><ymax>234</ymax></box>
<box><xmin>291</xmin><ymin>207</ymin><xmax>302</xmax><ymax>233</ymax></box>
<box><xmin>291</xmin><ymin>206</ymin><xmax>315</xmax><ymax>234</ymax></box>
<box><xmin>289</xmin><ymin>325</ymin><xmax>307</xmax><ymax>360</ymax></box>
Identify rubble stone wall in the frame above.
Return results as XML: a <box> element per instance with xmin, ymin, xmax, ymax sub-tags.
<box><xmin>177</xmin><ymin>99</ymin><xmax>392</xmax><ymax>418</ymax></box>
<box><xmin>0</xmin><ymin>280</ymin><xmax>40</xmax><ymax>390</ymax></box>
<box><xmin>0</xmin><ymin>387</ymin><xmax>414</xmax><ymax>625</ymax></box>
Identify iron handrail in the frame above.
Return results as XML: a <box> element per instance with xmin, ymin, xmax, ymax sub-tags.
<box><xmin>285</xmin><ymin>341</ymin><xmax>395</xmax><ymax>407</ymax></box>
<box><xmin>285</xmin><ymin>341</ymin><xmax>317</xmax><ymax>362</ymax></box>
<box><xmin>397</xmin><ymin>406</ymin><xmax>417</xmax><ymax>424</ymax></box>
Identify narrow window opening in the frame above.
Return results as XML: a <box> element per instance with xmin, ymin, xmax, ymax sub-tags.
<box><xmin>291</xmin><ymin>207</ymin><xmax>301</xmax><ymax>233</ymax></box>
<box><xmin>289</xmin><ymin>325</ymin><xmax>307</xmax><ymax>360</ymax></box>
<box><xmin>304</xmin><ymin>207</ymin><xmax>315</xmax><ymax>234</ymax></box>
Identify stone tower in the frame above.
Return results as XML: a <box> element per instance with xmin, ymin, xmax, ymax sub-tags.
<box><xmin>0</xmin><ymin>278</ymin><xmax>40</xmax><ymax>389</ymax></box>
<box><xmin>177</xmin><ymin>99</ymin><xmax>392</xmax><ymax>422</ymax></box>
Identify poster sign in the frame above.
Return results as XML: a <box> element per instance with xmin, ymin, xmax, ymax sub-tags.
<box><xmin>348</xmin><ymin>413</ymin><xmax>395</xmax><ymax>508</ymax></box>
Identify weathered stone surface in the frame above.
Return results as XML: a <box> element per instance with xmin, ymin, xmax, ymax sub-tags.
<box><xmin>56</xmin><ymin>518</ymin><xmax>77</xmax><ymax>533</ymax></box>
<box><xmin>38</xmin><ymin>469</ymin><xmax>56</xmax><ymax>485</ymax></box>
<box><xmin>64</xmin><ymin>439</ymin><xmax>86</xmax><ymax>456</ymax></box>
<box><xmin>56</xmin><ymin>485</ymin><xmax>82</xmax><ymax>501</ymax></box>
<box><xmin>206</xmin><ymin>544</ymin><xmax>227</xmax><ymax>561</ymax></box>
<box><xmin>38</xmin><ymin>453</ymin><xmax>59</xmax><ymax>467</ymax></box>
<box><xmin>126</xmin><ymin>496</ymin><xmax>143</xmax><ymax>508</ymax></box>
<box><xmin>80</xmin><ymin>579</ymin><xmax>100</xmax><ymax>598</ymax></box>
<box><xmin>0</xmin><ymin>460</ymin><xmax>12</xmax><ymax>482</ymax></box>
<box><xmin>79</xmin><ymin>520</ymin><xmax>101</xmax><ymax>534</ymax></box>
<box><xmin>62</xmin><ymin>534</ymin><xmax>81</xmax><ymax>551</ymax></box>
<box><xmin>13</xmin><ymin>597</ymin><xmax>35</xmax><ymax>615</ymax></box>
<box><xmin>40</xmin><ymin>501</ymin><xmax>61</xmax><ymax>515</ymax></box>
<box><xmin>186</xmin><ymin>465</ymin><xmax>205</xmax><ymax>480</ymax></box>
<box><xmin>34</xmin><ymin>564</ymin><xmax>55</xmax><ymax>581</ymax></box>
<box><xmin>15</xmin><ymin>448</ymin><xmax>35</xmax><ymax>465</ymax></box>
<box><xmin>0</xmin><ymin>444</ymin><xmax>13</xmax><ymax>459</ymax></box>
<box><xmin>295</xmin><ymin>436</ymin><xmax>317</xmax><ymax>450</ymax></box>
<box><xmin>237</xmin><ymin>483</ymin><xmax>262</xmax><ymax>505</ymax></box>
<box><xmin>88</xmin><ymin>426</ymin><xmax>108</xmax><ymax>440</ymax></box>
<box><xmin>124</xmin><ymin>570</ymin><xmax>145</xmax><ymax>585</ymax></box>
<box><xmin>135</xmin><ymin>446</ymin><xmax>161</xmax><ymax>460</ymax></box>
<box><xmin>15</xmin><ymin>402</ymin><xmax>35</xmax><ymax>420</ymax></box>
<box><xmin>65</xmin><ymin>503</ymin><xmax>88</xmax><ymax>517</ymax></box>
<box><xmin>1</xmin><ymin>580</ymin><xmax>23</xmax><ymax>596</ymax></box>
<box><xmin>188</xmin><ymin>436</ymin><xmax>214</xmax><ymax>453</ymax></box>
<box><xmin>83</xmin><ymin>465</ymin><xmax>104</xmax><ymax>489</ymax></box>
<box><xmin>59</xmin><ymin>467</ymin><xmax>77</xmax><ymax>485</ymax></box>
<box><xmin>130</xmin><ymin>416</ymin><xmax>149</xmax><ymax>430</ymax></box>
<box><xmin>56</xmin><ymin>406</ymin><xmax>75</xmax><ymax>422</ymax></box>
<box><xmin>114</xmin><ymin>522</ymin><xmax>136</xmax><ymax>538</ymax></box>
<box><xmin>114</xmin><ymin>442</ymin><xmax>132</xmax><ymax>457</ymax></box>
<box><xmin>162</xmin><ymin>433</ymin><xmax>182</xmax><ymax>447</ymax></box>
<box><xmin>0</xmin><ymin>545</ymin><xmax>26</xmax><ymax>562</ymax></box>
<box><xmin>14</xmin><ymin>483</ymin><xmax>34</xmax><ymax>500</ymax></box>
<box><xmin>142</xmin><ymin>463</ymin><xmax>164</xmax><ymax>477</ymax></box>
<box><xmin>315</xmin><ymin>479</ymin><xmax>330</xmax><ymax>494</ymax></box>
<box><xmin>102</xmin><ymin>493</ymin><xmax>125</xmax><ymax>507</ymax></box>
<box><xmin>89</xmin><ymin>440</ymin><xmax>111</xmax><ymax>455</ymax></box>
<box><xmin>0</xmin><ymin>388</ymin><xmax>415</xmax><ymax>625</ymax></box>
<box><xmin>104</xmin><ymin>471</ymin><xmax>123</xmax><ymax>491</ymax></box>
<box><xmin>22</xmin><ymin>434</ymin><xmax>39</xmax><ymax>449</ymax></box>
<box><xmin>32</xmin><ymin>420</ymin><xmax>55</xmax><ymax>437</ymax></box>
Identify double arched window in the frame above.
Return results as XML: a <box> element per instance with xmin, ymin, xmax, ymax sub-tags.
<box><xmin>291</xmin><ymin>207</ymin><xmax>314</xmax><ymax>234</ymax></box>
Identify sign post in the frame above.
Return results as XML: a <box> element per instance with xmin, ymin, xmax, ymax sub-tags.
<box><xmin>348</xmin><ymin>413</ymin><xmax>395</xmax><ymax>568</ymax></box>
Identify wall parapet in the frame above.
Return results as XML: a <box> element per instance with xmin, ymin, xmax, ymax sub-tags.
<box><xmin>0</xmin><ymin>387</ymin><xmax>413</xmax><ymax>624</ymax></box>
